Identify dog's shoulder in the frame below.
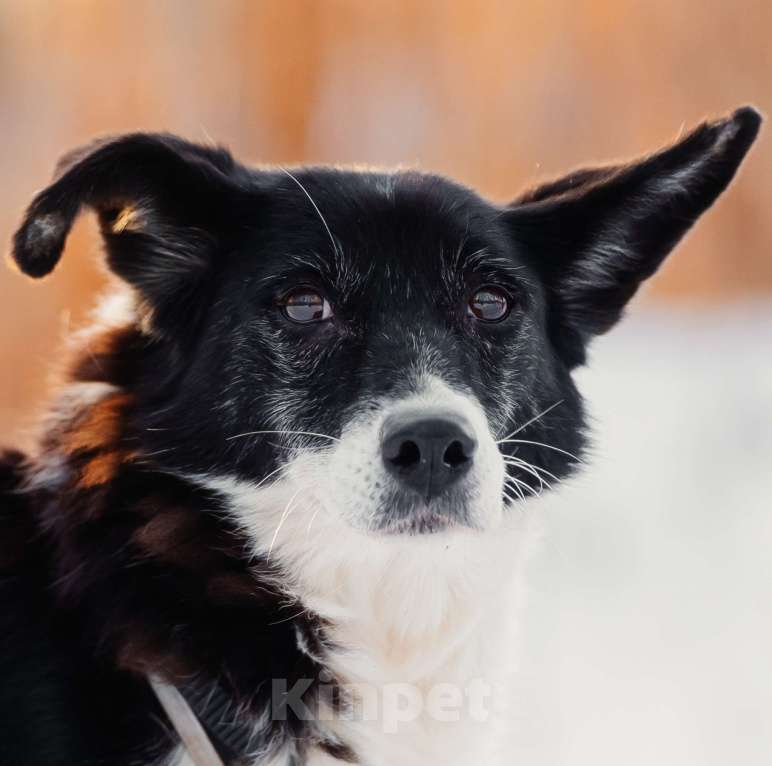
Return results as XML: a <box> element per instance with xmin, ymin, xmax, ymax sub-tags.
<box><xmin>0</xmin><ymin>446</ymin><xmax>82</xmax><ymax>765</ymax></box>
<box><xmin>0</xmin><ymin>448</ymin><xmax>170</xmax><ymax>766</ymax></box>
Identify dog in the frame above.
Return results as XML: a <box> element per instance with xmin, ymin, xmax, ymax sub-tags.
<box><xmin>0</xmin><ymin>106</ymin><xmax>760</xmax><ymax>766</ymax></box>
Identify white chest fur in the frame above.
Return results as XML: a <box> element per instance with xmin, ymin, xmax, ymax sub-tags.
<box><xmin>304</xmin><ymin>532</ymin><xmax>529</xmax><ymax>766</ymax></box>
<box><xmin>205</xmin><ymin>471</ymin><xmax>539</xmax><ymax>766</ymax></box>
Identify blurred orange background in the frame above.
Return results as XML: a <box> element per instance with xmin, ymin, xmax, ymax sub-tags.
<box><xmin>1</xmin><ymin>0</ymin><xmax>770</xmax><ymax>439</ymax></box>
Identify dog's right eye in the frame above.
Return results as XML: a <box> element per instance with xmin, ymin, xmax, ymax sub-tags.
<box><xmin>281</xmin><ymin>287</ymin><xmax>333</xmax><ymax>324</ymax></box>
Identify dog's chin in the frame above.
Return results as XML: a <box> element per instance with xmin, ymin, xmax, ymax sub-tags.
<box><xmin>366</xmin><ymin>494</ymin><xmax>490</xmax><ymax>536</ymax></box>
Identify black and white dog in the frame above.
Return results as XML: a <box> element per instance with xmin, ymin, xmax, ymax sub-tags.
<box><xmin>0</xmin><ymin>106</ymin><xmax>761</xmax><ymax>766</ymax></box>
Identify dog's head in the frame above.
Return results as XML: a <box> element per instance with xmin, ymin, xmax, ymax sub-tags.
<box><xmin>12</xmin><ymin>109</ymin><xmax>760</xmax><ymax>544</ymax></box>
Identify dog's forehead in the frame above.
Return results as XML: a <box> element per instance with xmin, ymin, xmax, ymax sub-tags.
<box><xmin>257</xmin><ymin>169</ymin><xmax>504</xmax><ymax>281</ymax></box>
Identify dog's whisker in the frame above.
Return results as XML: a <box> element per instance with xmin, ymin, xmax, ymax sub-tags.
<box><xmin>266</xmin><ymin>489</ymin><xmax>304</xmax><ymax>560</ymax></box>
<box><xmin>138</xmin><ymin>447</ymin><xmax>177</xmax><ymax>459</ymax></box>
<box><xmin>503</xmin><ymin>475</ymin><xmax>526</xmax><ymax>502</ymax></box>
<box><xmin>516</xmin><ymin>478</ymin><xmax>540</xmax><ymax>499</ymax></box>
<box><xmin>505</xmin><ymin>473</ymin><xmax>539</xmax><ymax>499</ymax></box>
<box><xmin>502</xmin><ymin>487</ymin><xmax>520</xmax><ymax>506</ymax></box>
<box><xmin>268</xmin><ymin>608</ymin><xmax>310</xmax><ymax>627</ymax></box>
<box><xmin>279</xmin><ymin>166</ymin><xmax>341</xmax><ymax>260</ymax></box>
<box><xmin>225</xmin><ymin>430</ymin><xmax>340</xmax><ymax>443</ymax></box>
<box><xmin>306</xmin><ymin>506</ymin><xmax>323</xmax><ymax>537</ymax></box>
<box><xmin>504</xmin><ymin>458</ymin><xmax>551</xmax><ymax>491</ymax></box>
<box><xmin>504</xmin><ymin>458</ymin><xmax>542</xmax><ymax>486</ymax></box>
<box><xmin>506</xmin><ymin>459</ymin><xmax>562</xmax><ymax>486</ymax></box>
<box><xmin>496</xmin><ymin>399</ymin><xmax>564</xmax><ymax>443</ymax></box>
<box><xmin>502</xmin><ymin>487</ymin><xmax>522</xmax><ymax>505</ymax></box>
<box><xmin>252</xmin><ymin>463</ymin><xmax>288</xmax><ymax>492</ymax></box>
<box><xmin>498</xmin><ymin>438</ymin><xmax>583</xmax><ymax>464</ymax></box>
<box><xmin>502</xmin><ymin>455</ymin><xmax>560</xmax><ymax>489</ymax></box>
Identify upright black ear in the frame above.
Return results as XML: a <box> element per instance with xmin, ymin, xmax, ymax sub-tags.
<box><xmin>506</xmin><ymin>106</ymin><xmax>762</xmax><ymax>367</ymax></box>
<box><xmin>12</xmin><ymin>133</ymin><xmax>243</xmax><ymax>331</ymax></box>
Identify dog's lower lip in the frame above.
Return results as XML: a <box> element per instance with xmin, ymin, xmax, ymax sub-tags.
<box><xmin>378</xmin><ymin>503</ymin><xmax>467</xmax><ymax>535</ymax></box>
<box><xmin>384</xmin><ymin>516</ymin><xmax>453</xmax><ymax>535</ymax></box>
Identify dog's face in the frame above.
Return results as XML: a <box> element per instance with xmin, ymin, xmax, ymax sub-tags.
<box><xmin>172</xmin><ymin>170</ymin><xmax>576</xmax><ymax>536</ymax></box>
<box><xmin>188</xmin><ymin>170</ymin><xmax>581</xmax><ymax>532</ymax></box>
<box><xmin>12</xmin><ymin>110</ymin><xmax>760</xmax><ymax>541</ymax></box>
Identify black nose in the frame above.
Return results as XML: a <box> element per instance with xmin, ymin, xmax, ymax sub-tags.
<box><xmin>381</xmin><ymin>414</ymin><xmax>478</xmax><ymax>501</ymax></box>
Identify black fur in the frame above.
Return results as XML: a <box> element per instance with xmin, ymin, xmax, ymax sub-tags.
<box><xmin>1</xmin><ymin>106</ymin><xmax>761</xmax><ymax>764</ymax></box>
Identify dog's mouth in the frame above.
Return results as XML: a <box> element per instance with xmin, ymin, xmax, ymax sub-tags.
<box><xmin>369</xmin><ymin>491</ymin><xmax>482</xmax><ymax>536</ymax></box>
<box><xmin>376</xmin><ymin>511</ymin><xmax>460</xmax><ymax>536</ymax></box>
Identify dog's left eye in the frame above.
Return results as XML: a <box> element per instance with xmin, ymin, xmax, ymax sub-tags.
<box><xmin>467</xmin><ymin>286</ymin><xmax>511</xmax><ymax>322</ymax></box>
<box><xmin>282</xmin><ymin>288</ymin><xmax>333</xmax><ymax>323</ymax></box>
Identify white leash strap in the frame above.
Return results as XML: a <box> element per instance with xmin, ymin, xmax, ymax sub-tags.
<box><xmin>148</xmin><ymin>674</ymin><xmax>226</xmax><ymax>766</ymax></box>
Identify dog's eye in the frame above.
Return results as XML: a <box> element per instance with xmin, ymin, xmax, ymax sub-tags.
<box><xmin>467</xmin><ymin>286</ymin><xmax>511</xmax><ymax>322</ymax></box>
<box><xmin>281</xmin><ymin>288</ymin><xmax>333</xmax><ymax>324</ymax></box>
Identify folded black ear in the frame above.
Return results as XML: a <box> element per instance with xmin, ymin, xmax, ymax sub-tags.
<box><xmin>12</xmin><ymin>133</ymin><xmax>243</xmax><ymax>330</ymax></box>
<box><xmin>506</xmin><ymin>106</ymin><xmax>762</xmax><ymax>367</ymax></box>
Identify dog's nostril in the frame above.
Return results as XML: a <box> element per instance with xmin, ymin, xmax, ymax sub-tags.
<box><xmin>388</xmin><ymin>439</ymin><xmax>421</xmax><ymax>470</ymax></box>
<box><xmin>442</xmin><ymin>439</ymin><xmax>470</xmax><ymax>469</ymax></box>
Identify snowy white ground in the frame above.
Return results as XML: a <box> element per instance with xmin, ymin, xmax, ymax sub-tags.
<box><xmin>514</xmin><ymin>304</ymin><xmax>772</xmax><ymax>766</ymax></box>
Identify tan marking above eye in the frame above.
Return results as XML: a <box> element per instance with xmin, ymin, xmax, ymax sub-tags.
<box><xmin>111</xmin><ymin>206</ymin><xmax>142</xmax><ymax>234</ymax></box>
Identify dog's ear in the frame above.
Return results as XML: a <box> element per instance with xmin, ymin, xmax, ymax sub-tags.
<box><xmin>506</xmin><ymin>106</ymin><xmax>762</xmax><ymax>367</ymax></box>
<box><xmin>12</xmin><ymin>133</ymin><xmax>244</xmax><ymax>332</ymax></box>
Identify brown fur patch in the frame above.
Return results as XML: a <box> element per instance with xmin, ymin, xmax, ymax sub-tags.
<box><xmin>63</xmin><ymin>392</ymin><xmax>133</xmax><ymax>454</ymax></box>
<box><xmin>132</xmin><ymin>508</ymin><xmax>224</xmax><ymax>570</ymax></box>
<box><xmin>132</xmin><ymin>508</ymin><xmax>197</xmax><ymax>554</ymax></box>
<box><xmin>78</xmin><ymin>450</ymin><xmax>124</xmax><ymax>488</ymax></box>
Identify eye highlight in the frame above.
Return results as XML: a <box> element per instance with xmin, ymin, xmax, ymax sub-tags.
<box><xmin>467</xmin><ymin>285</ymin><xmax>511</xmax><ymax>323</ymax></box>
<box><xmin>281</xmin><ymin>287</ymin><xmax>333</xmax><ymax>324</ymax></box>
